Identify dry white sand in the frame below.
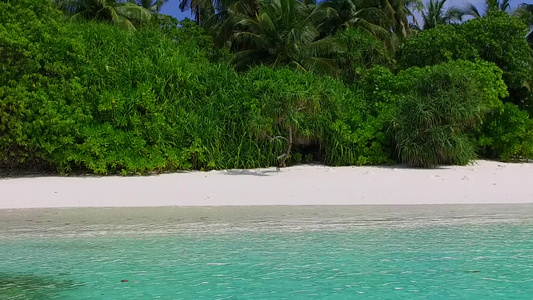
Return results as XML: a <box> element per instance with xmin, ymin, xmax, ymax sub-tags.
<box><xmin>1</xmin><ymin>160</ymin><xmax>532</xmax><ymax>209</ymax></box>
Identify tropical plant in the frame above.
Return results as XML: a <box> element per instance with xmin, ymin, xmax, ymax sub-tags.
<box><xmin>178</xmin><ymin>0</ymin><xmax>216</xmax><ymax>25</ymax></box>
<box><xmin>379</xmin><ymin>0</ymin><xmax>424</xmax><ymax>40</ymax></box>
<box><xmin>318</xmin><ymin>0</ymin><xmax>390</xmax><ymax>38</ymax></box>
<box><xmin>477</xmin><ymin>103</ymin><xmax>533</xmax><ymax>161</ymax></box>
<box><xmin>460</xmin><ymin>0</ymin><xmax>511</xmax><ymax>18</ymax></box>
<box><xmin>2</xmin><ymin>0</ymin><xmax>390</xmax><ymax>173</ymax></box>
<box><xmin>132</xmin><ymin>0</ymin><xmax>168</xmax><ymax>13</ymax></box>
<box><xmin>229</xmin><ymin>0</ymin><xmax>345</xmax><ymax>76</ymax></box>
<box><xmin>246</xmin><ymin>67</ymin><xmax>350</xmax><ymax>167</ymax></box>
<box><xmin>399</xmin><ymin>13</ymin><xmax>533</xmax><ymax>98</ymax></box>
<box><xmin>327</xmin><ymin>65</ymin><xmax>396</xmax><ymax>166</ymax></box>
<box><xmin>461</xmin><ymin>12</ymin><xmax>533</xmax><ymax>92</ymax></box>
<box><xmin>53</xmin><ymin>0</ymin><xmax>152</xmax><ymax>30</ymax></box>
<box><xmin>398</xmin><ymin>25</ymin><xmax>479</xmax><ymax>69</ymax></box>
<box><xmin>208</xmin><ymin>0</ymin><xmax>270</xmax><ymax>48</ymax></box>
<box><xmin>421</xmin><ymin>0</ymin><xmax>462</xmax><ymax>30</ymax></box>
<box><xmin>337</xmin><ymin>28</ymin><xmax>395</xmax><ymax>81</ymax></box>
<box><xmin>520</xmin><ymin>3</ymin><xmax>533</xmax><ymax>47</ymax></box>
<box><xmin>390</xmin><ymin>60</ymin><xmax>507</xmax><ymax>167</ymax></box>
<box><xmin>515</xmin><ymin>3</ymin><xmax>533</xmax><ymax>44</ymax></box>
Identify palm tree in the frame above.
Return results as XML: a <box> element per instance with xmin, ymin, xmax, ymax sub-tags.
<box><xmin>54</xmin><ymin>0</ymin><xmax>152</xmax><ymax>30</ymax></box>
<box><xmin>132</xmin><ymin>0</ymin><xmax>168</xmax><ymax>13</ymax></box>
<box><xmin>230</xmin><ymin>0</ymin><xmax>344</xmax><ymax>76</ymax></box>
<box><xmin>514</xmin><ymin>4</ymin><xmax>533</xmax><ymax>47</ymax></box>
<box><xmin>461</xmin><ymin>0</ymin><xmax>512</xmax><ymax>18</ymax></box>
<box><xmin>206</xmin><ymin>0</ymin><xmax>261</xmax><ymax>47</ymax></box>
<box><xmin>319</xmin><ymin>0</ymin><xmax>391</xmax><ymax>38</ymax></box>
<box><xmin>515</xmin><ymin>3</ymin><xmax>533</xmax><ymax>27</ymax></box>
<box><xmin>178</xmin><ymin>0</ymin><xmax>217</xmax><ymax>25</ymax></box>
<box><xmin>422</xmin><ymin>0</ymin><xmax>462</xmax><ymax>30</ymax></box>
<box><xmin>378</xmin><ymin>0</ymin><xmax>424</xmax><ymax>40</ymax></box>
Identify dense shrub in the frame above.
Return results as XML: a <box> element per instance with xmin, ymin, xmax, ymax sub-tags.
<box><xmin>398</xmin><ymin>25</ymin><xmax>478</xmax><ymax>70</ymax></box>
<box><xmin>461</xmin><ymin>13</ymin><xmax>533</xmax><ymax>92</ymax></box>
<box><xmin>389</xmin><ymin>61</ymin><xmax>507</xmax><ymax>167</ymax></box>
<box><xmin>0</xmin><ymin>0</ymin><xmax>87</xmax><ymax>168</ymax></box>
<box><xmin>326</xmin><ymin>104</ymin><xmax>392</xmax><ymax>166</ymax></box>
<box><xmin>477</xmin><ymin>103</ymin><xmax>533</xmax><ymax>161</ymax></box>
<box><xmin>1</xmin><ymin>0</ymin><xmax>388</xmax><ymax>173</ymax></box>
<box><xmin>398</xmin><ymin>13</ymin><xmax>533</xmax><ymax>108</ymax></box>
<box><xmin>0</xmin><ymin>0</ymin><xmax>226</xmax><ymax>173</ymax></box>
<box><xmin>398</xmin><ymin>15</ymin><xmax>533</xmax><ymax>160</ymax></box>
<box><xmin>337</xmin><ymin>29</ymin><xmax>395</xmax><ymax>82</ymax></box>
<box><xmin>155</xmin><ymin>17</ymin><xmax>220</xmax><ymax>59</ymax></box>
<box><xmin>2</xmin><ymin>0</ymin><xmax>528</xmax><ymax>173</ymax></box>
<box><xmin>244</xmin><ymin>67</ymin><xmax>390</xmax><ymax>167</ymax></box>
<box><xmin>326</xmin><ymin>66</ymin><xmax>399</xmax><ymax>166</ymax></box>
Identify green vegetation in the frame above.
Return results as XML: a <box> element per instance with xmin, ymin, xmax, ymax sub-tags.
<box><xmin>420</xmin><ymin>0</ymin><xmax>461</xmax><ymax>30</ymax></box>
<box><xmin>0</xmin><ymin>273</ymin><xmax>75</xmax><ymax>299</ymax></box>
<box><xmin>390</xmin><ymin>61</ymin><xmax>507</xmax><ymax>167</ymax></box>
<box><xmin>225</xmin><ymin>0</ymin><xmax>344</xmax><ymax>75</ymax></box>
<box><xmin>1</xmin><ymin>0</ymin><xmax>533</xmax><ymax>174</ymax></box>
<box><xmin>53</xmin><ymin>0</ymin><xmax>153</xmax><ymax>30</ymax></box>
<box><xmin>477</xmin><ymin>103</ymin><xmax>533</xmax><ymax>162</ymax></box>
<box><xmin>399</xmin><ymin>12</ymin><xmax>533</xmax><ymax>93</ymax></box>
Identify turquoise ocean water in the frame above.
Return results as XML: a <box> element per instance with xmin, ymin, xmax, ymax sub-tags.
<box><xmin>0</xmin><ymin>205</ymin><xmax>532</xmax><ymax>299</ymax></box>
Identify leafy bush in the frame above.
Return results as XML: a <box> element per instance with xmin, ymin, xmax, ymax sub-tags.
<box><xmin>0</xmin><ymin>0</ymin><xmax>87</xmax><ymax>168</ymax></box>
<box><xmin>1</xmin><ymin>0</ymin><xmax>389</xmax><ymax>173</ymax></box>
<box><xmin>155</xmin><ymin>17</ymin><xmax>219</xmax><ymax>58</ymax></box>
<box><xmin>325</xmin><ymin>66</ymin><xmax>398</xmax><ymax>166</ymax></box>
<box><xmin>337</xmin><ymin>29</ymin><xmax>395</xmax><ymax>82</ymax></box>
<box><xmin>398</xmin><ymin>13</ymin><xmax>533</xmax><ymax>109</ymax></box>
<box><xmin>246</xmin><ymin>67</ymin><xmax>336</xmax><ymax>166</ymax></box>
<box><xmin>398</xmin><ymin>25</ymin><xmax>478</xmax><ymax>69</ymax></box>
<box><xmin>3</xmin><ymin>0</ymin><xmax>524</xmax><ymax>173</ymax></box>
<box><xmin>476</xmin><ymin>103</ymin><xmax>533</xmax><ymax>161</ymax></box>
<box><xmin>461</xmin><ymin>12</ymin><xmax>533</xmax><ymax>92</ymax></box>
<box><xmin>390</xmin><ymin>61</ymin><xmax>507</xmax><ymax>167</ymax></box>
<box><xmin>0</xmin><ymin>0</ymin><xmax>230</xmax><ymax>173</ymax></box>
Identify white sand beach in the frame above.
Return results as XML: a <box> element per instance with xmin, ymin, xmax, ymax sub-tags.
<box><xmin>1</xmin><ymin>160</ymin><xmax>532</xmax><ymax>209</ymax></box>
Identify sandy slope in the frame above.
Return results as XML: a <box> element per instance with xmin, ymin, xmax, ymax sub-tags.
<box><xmin>1</xmin><ymin>160</ymin><xmax>532</xmax><ymax>209</ymax></box>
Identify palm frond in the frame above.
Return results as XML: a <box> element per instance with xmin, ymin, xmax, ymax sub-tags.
<box><xmin>460</xmin><ymin>3</ymin><xmax>482</xmax><ymax>18</ymax></box>
<box><xmin>115</xmin><ymin>2</ymin><xmax>152</xmax><ymax>23</ymax></box>
<box><xmin>298</xmin><ymin>56</ymin><xmax>340</xmax><ymax>76</ymax></box>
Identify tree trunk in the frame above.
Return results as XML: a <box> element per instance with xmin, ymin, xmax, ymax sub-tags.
<box><xmin>195</xmin><ymin>5</ymin><xmax>201</xmax><ymax>26</ymax></box>
<box><xmin>251</xmin><ymin>0</ymin><xmax>259</xmax><ymax>16</ymax></box>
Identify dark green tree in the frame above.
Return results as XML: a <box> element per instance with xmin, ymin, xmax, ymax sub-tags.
<box><xmin>391</xmin><ymin>61</ymin><xmax>507</xmax><ymax>167</ymax></box>
<box><xmin>337</xmin><ymin>28</ymin><xmax>395</xmax><ymax>81</ymax></box>
<box><xmin>461</xmin><ymin>12</ymin><xmax>533</xmax><ymax>92</ymax></box>
<box><xmin>318</xmin><ymin>0</ymin><xmax>390</xmax><ymax>38</ymax></box>
<box><xmin>515</xmin><ymin>3</ymin><xmax>533</xmax><ymax>24</ymax></box>
<box><xmin>379</xmin><ymin>0</ymin><xmax>424</xmax><ymax>40</ymax></box>
<box><xmin>53</xmin><ymin>0</ymin><xmax>152</xmax><ymax>30</ymax></box>
<box><xmin>178</xmin><ymin>0</ymin><xmax>217</xmax><ymax>25</ymax></box>
<box><xmin>460</xmin><ymin>0</ymin><xmax>511</xmax><ymax>18</ymax></box>
<box><xmin>399</xmin><ymin>13</ymin><xmax>533</xmax><ymax>95</ymax></box>
<box><xmin>229</xmin><ymin>0</ymin><xmax>345</xmax><ymax>76</ymax></box>
<box><xmin>133</xmin><ymin>0</ymin><xmax>168</xmax><ymax>13</ymax></box>
<box><xmin>421</xmin><ymin>0</ymin><xmax>462</xmax><ymax>30</ymax></box>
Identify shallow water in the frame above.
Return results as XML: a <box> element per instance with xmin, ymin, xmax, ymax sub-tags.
<box><xmin>0</xmin><ymin>205</ymin><xmax>532</xmax><ymax>299</ymax></box>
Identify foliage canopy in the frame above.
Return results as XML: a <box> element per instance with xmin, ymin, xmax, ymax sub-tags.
<box><xmin>2</xmin><ymin>0</ymin><xmax>533</xmax><ymax>173</ymax></box>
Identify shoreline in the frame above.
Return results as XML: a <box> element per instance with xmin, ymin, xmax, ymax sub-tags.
<box><xmin>1</xmin><ymin>160</ymin><xmax>532</xmax><ymax>209</ymax></box>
